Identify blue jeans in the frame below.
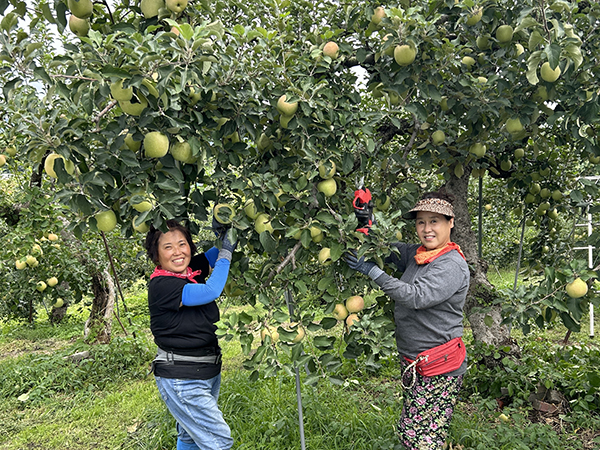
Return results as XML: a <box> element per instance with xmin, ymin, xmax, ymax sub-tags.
<box><xmin>155</xmin><ymin>374</ymin><xmax>233</xmax><ymax>450</ymax></box>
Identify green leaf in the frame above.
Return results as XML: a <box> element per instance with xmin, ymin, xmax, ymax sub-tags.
<box><xmin>545</xmin><ymin>43</ymin><xmax>561</xmax><ymax>69</ymax></box>
<box><xmin>559</xmin><ymin>312</ymin><xmax>581</xmax><ymax>332</ymax></box>
<box><xmin>259</xmin><ymin>231</ymin><xmax>277</xmax><ymax>253</ymax></box>
<box><xmin>313</xmin><ymin>335</ymin><xmax>335</xmax><ymax>350</ymax></box>
<box><xmin>320</xmin><ymin>317</ymin><xmax>338</xmax><ymax>330</ymax></box>
<box><xmin>317</xmin><ymin>276</ymin><xmax>334</xmax><ymax>291</ymax></box>
<box><xmin>483</xmin><ymin>314</ymin><xmax>494</xmax><ymax>327</ymax></box>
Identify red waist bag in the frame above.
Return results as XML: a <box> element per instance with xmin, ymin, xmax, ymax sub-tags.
<box><xmin>404</xmin><ymin>336</ymin><xmax>466</xmax><ymax>377</ymax></box>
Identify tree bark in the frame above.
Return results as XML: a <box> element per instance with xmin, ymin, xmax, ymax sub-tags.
<box><xmin>84</xmin><ymin>268</ymin><xmax>115</xmax><ymax>344</ymax></box>
<box><xmin>443</xmin><ymin>167</ymin><xmax>512</xmax><ymax>347</ymax></box>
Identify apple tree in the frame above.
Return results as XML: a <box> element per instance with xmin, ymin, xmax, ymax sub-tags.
<box><xmin>1</xmin><ymin>0</ymin><xmax>600</xmax><ymax>380</ymax></box>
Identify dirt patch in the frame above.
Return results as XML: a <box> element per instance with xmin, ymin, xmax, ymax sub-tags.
<box><xmin>0</xmin><ymin>338</ymin><xmax>69</xmax><ymax>360</ymax></box>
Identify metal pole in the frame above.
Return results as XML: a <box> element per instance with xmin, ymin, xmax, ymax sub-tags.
<box><xmin>284</xmin><ymin>289</ymin><xmax>307</xmax><ymax>450</ymax></box>
<box><xmin>587</xmin><ymin>209</ymin><xmax>595</xmax><ymax>339</ymax></box>
<box><xmin>514</xmin><ymin>218</ymin><xmax>526</xmax><ymax>292</ymax></box>
<box><xmin>478</xmin><ymin>176</ymin><xmax>483</xmax><ymax>259</ymax></box>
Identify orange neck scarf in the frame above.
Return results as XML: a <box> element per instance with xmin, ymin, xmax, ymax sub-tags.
<box><xmin>414</xmin><ymin>242</ymin><xmax>465</xmax><ymax>265</ymax></box>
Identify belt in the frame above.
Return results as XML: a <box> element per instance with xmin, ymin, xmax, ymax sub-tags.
<box><xmin>153</xmin><ymin>347</ymin><xmax>222</xmax><ymax>365</ymax></box>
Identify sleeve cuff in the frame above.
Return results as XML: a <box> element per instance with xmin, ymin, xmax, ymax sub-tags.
<box><xmin>217</xmin><ymin>249</ymin><xmax>232</xmax><ymax>262</ymax></box>
<box><xmin>367</xmin><ymin>266</ymin><xmax>385</xmax><ymax>280</ymax></box>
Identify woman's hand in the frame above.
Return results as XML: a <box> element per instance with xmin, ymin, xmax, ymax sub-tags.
<box><xmin>344</xmin><ymin>251</ymin><xmax>376</xmax><ymax>275</ymax></box>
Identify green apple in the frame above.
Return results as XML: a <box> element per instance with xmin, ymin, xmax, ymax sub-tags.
<box><xmin>317</xmin><ymin>178</ymin><xmax>337</xmax><ymax>197</ymax></box>
<box><xmin>333</xmin><ymin>303</ymin><xmax>349</xmax><ymax>321</ymax></box>
<box><xmin>124</xmin><ymin>133</ymin><xmax>141</xmax><ymax>151</ymax></box>
<box><xmin>566</xmin><ymin>278</ymin><xmax>588</xmax><ymax>298</ymax></box>
<box><xmin>496</xmin><ymin>25</ymin><xmax>513</xmax><ymax>43</ymax></box>
<box><xmin>371</xmin><ymin>6</ymin><xmax>386</xmax><ymax>25</ymax></box>
<box><xmin>590</xmin><ymin>155</ymin><xmax>600</xmax><ymax>164</ymax></box>
<box><xmin>310</xmin><ymin>226</ymin><xmax>323</xmax><ymax>243</ymax></box>
<box><xmin>0</xmin><ymin>155</ymin><xmax>6</xmax><ymax>167</ymax></box>
<box><xmin>254</xmin><ymin>213</ymin><xmax>273</xmax><ymax>234</ymax></box>
<box><xmin>290</xmin><ymin>323</ymin><xmax>305</xmax><ymax>343</ymax></box>
<box><xmin>466</xmin><ymin>7</ymin><xmax>483</xmax><ymax>26</ymax></box>
<box><xmin>375</xmin><ymin>195</ymin><xmax>391</xmax><ymax>211</ymax></box>
<box><xmin>322</xmin><ymin>41</ymin><xmax>339</xmax><ymax>59</ymax></box>
<box><xmin>44</xmin><ymin>153</ymin><xmax>75</xmax><ymax>178</ymax></box>
<box><xmin>68</xmin><ymin>15</ymin><xmax>90</xmax><ymax>36</ymax></box>
<box><xmin>529</xmin><ymin>182</ymin><xmax>541</xmax><ymax>194</ymax></box>
<box><xmin>394</xmin><ymin>44</ymin><xmax>416</xmax><ymax>66</ymax></box>
<box><xmin>461</xmin><ymin>56</ymin><xmax>476</xmax><ymax>69</ymax></box>
<box><xmin>276</xmin><ymin>95</ymin><xmax>298</xmax><ymax>116</ymax></box>
<box><xmin>140</xmin><ymin>0</ymin><xmax>165</xmax><ymax>18</ymax></box>
<box><xmin>484</xmin><ymin>203</ymin><xmax>492</xmax><ymax>211</ymax></box>
<box><xmin>170</xmin><ymin>141</ymin><xmax>194</xmax><ymax>163</ymax></box>
<box><xmin>346</xmin><ymin>313</ymin><xmax>359</xmax><ymax>327</ymax></box>
<box><xmin>68</xmin><ymin>0</ymin><xmax>93</xmax><ymax>19</ymax></box>
<box><xmin>514</xmin><ymin>148</ymin><xmax>525</xmax><ymax>159</ymax></box>
<box><xmin>95</xmin><ymin>210</ymin><xmax>117</xmax><ymax>232</ymax></box>
<box><xmin>540</xmin><ymin>188</ymin><xmax>551</xmax><ymax>198</ymax></box>
<box><xmin>110</xmin><ymin>80</ymin><xmax>133</xmax><ymax>101</ymax></box>
<box><xmin>15</xmin><ymin>259</ymin><xmax>27</xmax><ymax>270</ymax></box>
<box><xmin>440</xmin><ymin>97</ymin><xmax>449</xmax><ymax>111</ymax></box>
<box><xmin>165</xmin><ymin>0</ymin><xmax>187</xmax><ymax>13</ymax></box>
<box><xmin>132</xmin><ymin>199</ymin><xmax>153</xmax><ymax>213</ymax></box>
<box><xmin>515</xmin><ymin>43</ymin><xmax>525</xmax><ymax>56</ymax></box>
<box><xmin>144</xmin><ymin>131</ymin><xmax>169</xmax><ymax>158</ymax></box>
<box><xmin>476</xmin><ymin>35</ymin><xmax>490</xmax><ymax>50</ymax></box>
<box><xmin>318</xmin><ymin>160</ymin><xmax>336</xmax><ymax>179</ymax></box>
<box><xmin>500</xmin><ymin>160</ymin><xmax>512</xmax><ymax>171</ymax></box>
<box><xmin>431</xmin><ymin>130</ymin><xmax>445</xmax><ymax>145</ymax></box>
<box><xmin>188</xmin><ymin>86</ymin><xmax>202</xmax><ymax>105</ymax></box>
<box><xmin>36</xmin><ymin>281</ymin><xmax>47</xmax><ymax>292</ymax></box>
<box><xmin>469</xmin><ymin>143</ymin><xmax>486</xmax><ymax>157</ymax></box>
<box><xmin>244</xmin><ymin>199</ymin><xmax>259</xmax><ymax>220</ymax></box>
<box><xmin>551</xmin><ymin>190</ymin><xmax>562</xmax><ymax>201</ymax></box>
<box><xmin>256</xmin><ymin>133</ymin><xmax>272</xmax><ymax>151</ymax></box>
<box><xmin>119</xmin><ymin>94</ymin><xmax>148</xmax><ymax>116</ymax></box>
<box><xmin>505</xmin><ymin>118</ymin><xmax>523</xmax><ymax>134</ymax></box>
<box><xmin>47</xmin><ymin>277</ymin><xmax>59</xmax><ymax>287</ymax></box>
<box><xmin>260</xmin><ymin>326</ymin><xmax>279</xmax><ymax>343</ymax></box>
<box><xmin>476</xmin><ymin>76</ymin><xmax>488</xmax><ymax>84</ymax></box>
<box><xmin>547</xmin><ymin>208</ymin><xmax>559</xmax><ymax>220</ymax></box>
<box><xmin>132</xmin><ymin>216</ymin><xmax>150</xmax><ymax>233</ymax></box>
<box><xmin>26</xmin><ymin>255</ymin><xmax>37</xmax><ymax>267</ymax></box>
<box><xmin>280</xmin><ymin>114</ymin><xmax>293</xmax><ymax>128</ymax></box>
<box><xmin>540</xmin><ymin>62</ymin><xmax>561</xmax><ymax>82</ymax></box>
<box><xmin>318</xmin><ymin>247</ymin><xmax>332</xmax><ymax>265</ymax></box>
<box><xmin>346</xmin><ymin>295</ymin><xmax>364</xmax><ymax>313</ymax></box>
<box><xmin>214</xmin><ymin>203</ymin><xmax>235</xmax><ymax>225</ymax></box>
<box><xmin>6</xmin><ymin>146</ymin><xmax>16</xmax><ymax>157</ymax></box>
<box><xmin>54</xmin><ymin>298</ymin><xmax>64</xmax><ymax>308</ymax></box>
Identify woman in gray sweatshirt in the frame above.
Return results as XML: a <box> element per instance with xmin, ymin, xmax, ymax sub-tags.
<box><xmin>345</xmin><ymin>190</ymin><xmax>469</xmax><ymax>450</ymax></box>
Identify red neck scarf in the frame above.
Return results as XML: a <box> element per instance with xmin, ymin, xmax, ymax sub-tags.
<box><xmin>150</xmin><ymin>266</ymin><xmax>202</xmax><ymax>283</ymax></box>
<box><xmin>414</xmin><ymin>242</ymin><xmax>465</xmax><ymax>265</ymax></box>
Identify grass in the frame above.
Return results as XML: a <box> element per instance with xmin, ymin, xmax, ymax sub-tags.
<box><xmin>1</xmin><ymin>280</ymin><xmax>599</xmax><ymax>450</ymax></box>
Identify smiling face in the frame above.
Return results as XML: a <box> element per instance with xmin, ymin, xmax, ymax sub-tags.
<box><xmin>415</xmin><ymin>211</ymin><xmax>454</xmax><ymax>250</ymax></box>
<box><xmin>157</xmin><ymin>229</ymin><xmax>191</xmax><ymax>273</ymax></box>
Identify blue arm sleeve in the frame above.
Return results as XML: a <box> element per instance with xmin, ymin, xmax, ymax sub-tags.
<box><xmin>205</xmin><ymin>246</ymin><xmax>219</xmax><ymax>268</ymax></box>
<box><xmin>181</xmin><ymin>257</ymin><xmax>230</xmax><ymax>306</ymax></box>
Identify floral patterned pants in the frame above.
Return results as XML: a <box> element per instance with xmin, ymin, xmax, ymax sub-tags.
<box><xmin>396</xmin><ymin>367</ymin><xmax>464</xmax><ymax>450</ymax></box>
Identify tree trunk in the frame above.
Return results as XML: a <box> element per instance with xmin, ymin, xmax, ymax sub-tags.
<box><xmin>443</xmin><ymin>167</ymin><xmax>512</xmax><ymax>347</ymax></box>
<box><xmin>84</xmin><ymin>268</ymin><xmax>115</xmax><ymax>344</ymax></box>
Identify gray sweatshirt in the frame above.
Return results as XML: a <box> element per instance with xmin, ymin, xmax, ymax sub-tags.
<box><xmin>367</xmin><ymin>242</ymin><xmax>470</xmax><ymax>376</ymax></box>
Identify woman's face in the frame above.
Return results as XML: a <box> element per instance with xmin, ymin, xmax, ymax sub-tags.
<box><xmin>157</xmin><ymin>229</ymin><xmax>191</xmax><ymax>273</ymax></box>
<box><xmin>415</xmin><ymin>211</ymin><xmax>454</xmax><ymax>250</ymax></box>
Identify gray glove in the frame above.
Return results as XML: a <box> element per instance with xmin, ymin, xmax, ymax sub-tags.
<box><xmin>344</xmin><ymin>251</ymin><xmax>384</xmax><ymax>280</ymax></box>
<box><xmin>218</xmin><ymin>230</ymin><xmax>237</xmax><ymax>261</ymax></box>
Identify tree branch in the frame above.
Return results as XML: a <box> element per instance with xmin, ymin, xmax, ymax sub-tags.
<box><xmin>262</xmin><ymin>240</ymin><xmax>303</xmax><ymax>288</ymax></box>
<box><xmin>95</xmin><ymin>100</ymin><xmax>118</xmax><ymax>130</ymax></box>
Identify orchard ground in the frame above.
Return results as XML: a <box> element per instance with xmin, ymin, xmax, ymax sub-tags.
<box><xmin>0</xmin><ymin>271</ymin><xmax>599</xmax><ymax>450</ymax></box>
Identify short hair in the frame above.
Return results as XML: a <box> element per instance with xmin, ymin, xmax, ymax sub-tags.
<box><xmin>144</xmin><ymin>220</ymin><xmax>197</xmax><ymax>264</ymax></box>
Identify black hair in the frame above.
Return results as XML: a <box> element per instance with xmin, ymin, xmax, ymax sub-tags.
<box><xmin>144</xmin><ymin>219</ymin><xmax>197</xmax><ymax>264</ymax></box>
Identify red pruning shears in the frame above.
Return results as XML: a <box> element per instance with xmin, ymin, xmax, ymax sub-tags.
<box><xmin>353</xmin><ymin>178</ymin><xmax>374</xmax><ymax>235</ymax></box>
